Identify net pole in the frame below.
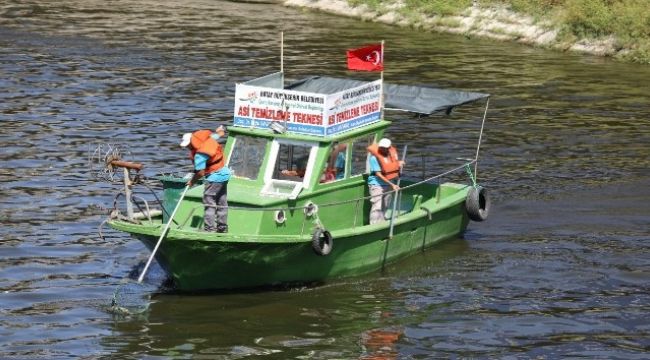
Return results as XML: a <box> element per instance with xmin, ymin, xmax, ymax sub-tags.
<box><xmin>138</xmin><ymin>184</ymin><xmax>190</xmax><ymax>283</ymax></box>
<box><xmin>380</xmin><ymin>40</ymin><xmax>384</xmax><ymax>120</ymax></box>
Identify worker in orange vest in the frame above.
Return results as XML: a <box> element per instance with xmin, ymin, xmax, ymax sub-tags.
<box><xmin>366</xmin><ymin>138</ymin><xmax>404</xmax><ymax>225</ymax></box>
<box><xmin>180</xmin><ymin>125</ymin><xmax>231</xmax><ymax>233</ymax></box>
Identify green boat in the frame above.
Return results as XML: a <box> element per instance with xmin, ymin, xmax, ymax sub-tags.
<box><xmin>106</xmin><ymin>72</ymin><xmax>491</xmax><ymax>291</ymax></box>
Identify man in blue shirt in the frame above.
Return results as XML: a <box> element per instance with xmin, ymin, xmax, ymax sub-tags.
<box><xmin>367</xmin><ymin>138</ymin><xmax>404</xmax><ymax>224</ymax></box>
<box><xmin>181</xmin><ymin>126</ymin><xmax>231</xmax><ymax>233</ymax></box>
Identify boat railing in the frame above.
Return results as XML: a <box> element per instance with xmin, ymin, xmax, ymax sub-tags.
<box><xmin>211</xmin><ymin>159</ymin><xmax>476</xmax><ymax>210</ymax></box>
<box><xmin>110</xmin><ymin>158</ymin><xmax>478</xmax><ymax>235</ymax></box>
<box><xmin>180</xmin><ymin>159</ymin><xmax>478</xmax><ymax>234</ymax></box>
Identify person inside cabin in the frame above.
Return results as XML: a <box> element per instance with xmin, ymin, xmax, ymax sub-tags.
<box><xmin>180</xmin><ymin>125</ymin><xmax>231</xmax><ymax>233</ymax></box>
<box><xmin>280</xmin><ymin>154</ymin><xmax>308</xmax><ymax>179</ymax></box>
<box><xmin>326</xmin><ymin>143</ymin><xmax>347</xmax><ymax>181</ymax></box>
<box><xmin>367</xmin><ymin>138</ymin><xmax>404</xmax><ymax>224</ymax></box>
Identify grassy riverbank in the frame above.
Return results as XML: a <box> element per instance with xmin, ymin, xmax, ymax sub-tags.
<box><xmin>288</xmin><ymin>0</ymin><xmax>650</xmax><ymax>64</ymax></box>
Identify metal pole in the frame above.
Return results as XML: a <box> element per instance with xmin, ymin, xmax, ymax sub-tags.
<box><xmin>380</xmin><ymin>40</ymin><xmax>384</xmax><ymax>120</ymax></box>
<box><xmin>123</xmin><ymin>167</ymin><xmax>134</xmax><ymax>220</ymax></box>
<box><xmin>474</xmin><ymin>97</ymin><xmax>490</xmax><ymax>181</ymax></box>
<box><xmin>388</xmin><ymin>144</ymin><xmax>407</xmax><ymax>239</ymax></box>
<box><xmin>421</xmin><ymin>153</ymin><xmax>425</xmax><ymax>181</ymax></box>
<box><xmin>353</xmin><ymin>199</ymin><xmax>360</xmax><ymax>230</ymax></box>
<box><xmin>280</xmin><ymin>31</ymin><xmax>284</xmax><ymax>74</ymax></box>
<box><xmin>138</xmin><ymin>184</ymin><xmax>190</xmax><ymax>283</ymax></box>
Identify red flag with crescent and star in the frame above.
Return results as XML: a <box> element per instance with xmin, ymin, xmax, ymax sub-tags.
<box><xmin>346</xmin><ymin>44</ymin><xmax>383</xmax><ymax>72</ymax></box>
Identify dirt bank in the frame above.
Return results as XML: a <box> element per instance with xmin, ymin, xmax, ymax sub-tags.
<box><xmin>284</xmin><ymin>0</ymin><xmax>623</xmax><ymax>58</ymax></box>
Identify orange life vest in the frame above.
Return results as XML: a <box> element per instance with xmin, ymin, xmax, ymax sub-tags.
<box><xmin>367</xmin><ymin>143</ymin><xmax>400</xmax><ymax>180</ymax></box>
<box><xmin>188</xmin><ymin>129</ymin><xmax>225</xmax><ymax>174</ymax></box>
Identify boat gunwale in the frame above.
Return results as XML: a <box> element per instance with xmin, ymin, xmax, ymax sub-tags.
<box><xmin>107</xmin><ymin>183</ymin><xmax>471</xmax><ymax>244</ymax></box>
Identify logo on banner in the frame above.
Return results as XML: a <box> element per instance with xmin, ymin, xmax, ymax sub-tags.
<box><xmin>239</xmin><ymin>91</ymin><xmax>258</xmax><ymax>103</ymax></box>
<box><xmin>328</xmin><ymin>97</ymin><xmax>343</xmax><ymax>112</ymax></box>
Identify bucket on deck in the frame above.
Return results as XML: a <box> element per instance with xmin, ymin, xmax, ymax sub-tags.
<box><xmin>156</xmin><ymin>175</ymin><xmax>199</xmax><ymax>223</ymax></box>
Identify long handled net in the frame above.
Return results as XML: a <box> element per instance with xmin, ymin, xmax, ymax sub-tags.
<box><xmin>108</xmin><ymin>265</ymin><xmax>166</xmax><ymax>317</ymax></box>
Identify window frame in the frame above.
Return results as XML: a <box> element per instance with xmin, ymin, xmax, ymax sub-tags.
<box><xmin>226</xmin><ymin>135</ymin><xmax>268</xmax><ymax>181</ymax></box>
<box><xmin>260</xmin><ymin>138</ymin><xmax>318</xmax><ymax>199</ymax></box>
<box><xmin>349</xmin><ymin>133</ymin><xmax>377</xmax><ymax>179</ymax></box>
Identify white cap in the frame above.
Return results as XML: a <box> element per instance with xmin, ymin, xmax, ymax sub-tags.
<box><xmin>378</xmin><ymin>138</ymin><xmax>391</xmax><ymax>148</ymax></box>
<box><xmin>180</xmin><ymin>133</ymin><xmax>192</xmax><ymax>148</ymax></box>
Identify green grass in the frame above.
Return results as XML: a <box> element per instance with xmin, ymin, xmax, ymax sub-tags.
<box><xmin>403</xmin><ymin>0</ymin><xmax>473</xmax><ymax>16</ymax></box>
<box><xmin>345</xmin><ymin>0</ymin><xmax>650</xmax><ymax>64</ymax></box>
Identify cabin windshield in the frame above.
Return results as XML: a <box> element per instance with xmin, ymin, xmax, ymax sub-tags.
<box><xmin>272</xmin><ymin>142</ymin><xmax>312</xmax><ymax>180</ymax></box>
<box><xmin>261</xmin><ymin>139</ymin><xmax>317</xmax><ymax>199</ymax></box>
<box><xmin>228</xmin><ymin>135</ymin><xmax>267</xmax><ymax>180</ymax></box>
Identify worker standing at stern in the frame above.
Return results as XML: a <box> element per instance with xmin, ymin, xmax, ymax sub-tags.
<box><xmin>180</xmin><ymin>125</ymin><xmax>231</xmax><ymax>233</ymax></box>
<box><xmin>367</xmin><ymin>138</ymin><xmax>404</xmax><ymax>225</ymax></box>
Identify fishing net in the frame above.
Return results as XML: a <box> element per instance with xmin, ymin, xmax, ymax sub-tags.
<box><xmin>108</xmin><ymin>280</ymin><xmax>158</xmax><ymax>317</ymax></box>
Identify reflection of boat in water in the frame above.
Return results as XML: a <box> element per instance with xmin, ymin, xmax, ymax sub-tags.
<box><xmin>104</xmin><ymin>283</ymin><xmax>411</xmax><ymax>358</ymax></box>
<box><xmin>360</xmin><ymin>328</ymin><xmax>403</xmax><ymax>360</ymax></box>
<box><xmin>106</xmin><ymin>70</ymin><xmax>491</xmax><ymax>291</ymax></box>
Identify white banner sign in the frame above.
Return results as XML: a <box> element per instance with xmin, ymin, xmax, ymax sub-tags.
<box><xmin>233</xmin><ymin>79</ymin><xmax>382</xmax><ymax>136</ymax></box>
<box><xmin>324</xmin><ymin>79</ymin><xmax>382</xmax><ymax>136</ymax></box>
<box><xmin>234</xmin><ymin>84</ymin><xmax>327</xmax><ymax>136</ymax></box>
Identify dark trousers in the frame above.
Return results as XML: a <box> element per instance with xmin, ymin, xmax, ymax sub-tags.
<box><xmin>203</xmin><ymin>181</ymin><xmax>228</xmax><ymax>231</ymax></box>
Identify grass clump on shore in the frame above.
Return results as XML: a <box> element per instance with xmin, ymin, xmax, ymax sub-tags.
<box><xmin>402</xmin><ymin>0</ymin><xmax>473</xmax><ymax>16</ymax></box>
<box><xmin>491</xmin><ymin>0</ymin><xmax>650</xmax><ymax>63</ymax></box>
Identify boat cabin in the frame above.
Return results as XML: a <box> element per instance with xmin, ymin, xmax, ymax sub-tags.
<box><xmin>224</xmin><ymin>72</ymin><xmax>386</xmax><ymax>202</ymax></box>
<box><xmin>225</xmin><ymin>120</ymin><xmax>388</xmax><ymax>201</ymax></box>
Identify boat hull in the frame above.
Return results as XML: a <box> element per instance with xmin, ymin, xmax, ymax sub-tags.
<box><xmin>121</xmin><ymin>201</ymin><xmax>469</xmax><ymax>291</ymax></box>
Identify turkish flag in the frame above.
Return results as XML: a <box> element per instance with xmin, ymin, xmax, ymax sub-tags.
<box><xmin>347</xmin><ymin>44</ymin><xmax>383</xmax><ymax>72</ymax></box>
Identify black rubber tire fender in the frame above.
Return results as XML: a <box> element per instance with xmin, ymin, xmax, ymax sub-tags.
<box><xmin>465</xmin><ymin>186</ymin><xmax>490</xmax><ymax>222</ymax></box>
<box><xmin>311</xmin><ymin>228</ymin><xmax>333</xmax><ymax>256</ymax></box>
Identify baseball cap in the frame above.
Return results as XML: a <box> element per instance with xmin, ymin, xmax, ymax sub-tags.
<box><xmin>378</xmin><ymin>138</ymin><xmax>391</xmax><ymax>148</ymax></box>
<box><xmin>180</xmin><ymin>133</ymin><xmax>192</xmax><ymax>147</ymax></box>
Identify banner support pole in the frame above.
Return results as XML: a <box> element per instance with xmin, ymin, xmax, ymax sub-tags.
<box><xmin>380</xmin><ymin>40</ymin><xmax>385</xmax><ymax>120</ymax></box>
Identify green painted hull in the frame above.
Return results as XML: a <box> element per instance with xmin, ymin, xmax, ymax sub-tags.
<box><xmin>108</xmin><ymin>183</ymin><xmax>471</xmax><ymax>291</ymax></box>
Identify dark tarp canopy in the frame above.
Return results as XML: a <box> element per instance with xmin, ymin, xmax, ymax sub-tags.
<box><xmin>286</xmin><ymin>76</ymin><xmax>489</xmax><ymax>116</ymax></box>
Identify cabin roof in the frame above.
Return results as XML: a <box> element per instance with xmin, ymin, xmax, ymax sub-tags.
<box><xmin>233</xmin><ymin>72</ymin><xmax>489</xmax><ymax>139</ymax></box>
<box><xmin>287</xmin><ymin>76</ymin><xmax>489</xmax><ymax>115</ymax></box>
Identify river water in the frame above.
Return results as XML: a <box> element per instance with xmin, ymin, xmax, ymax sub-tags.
<box><xmin>1</xmin><ymin>0</ymin><xmax>649</xmax><ymax>358</ymax></box>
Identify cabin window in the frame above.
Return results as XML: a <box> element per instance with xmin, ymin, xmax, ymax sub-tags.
<box><xmin>228</xmin><ymin>135</ymin><xmax>267</xmax><ymax>180</ymax></box>
<box><xmin>261</xmin><ymin>140</ymin><xmax>317</xmax><ymax>199</ymax></box>
<box><xmin>321</xmin><ymin>142</ymin><xmax>348</xmax><ymax>182</ymax></box>
<box><xmin>272</xmin><ymin>143</ymin><xmax>312</xmax><ymax>181</ymax></box>
<box><xmin>350</xmin><ymin>135</ymin><xmax>375</xmax><ymax>177</ymax></box>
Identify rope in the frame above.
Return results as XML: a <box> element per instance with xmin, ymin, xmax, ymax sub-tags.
<box><xmin>312</xmin><ymin>211</ymin><xmax>325</xmax><ymax>230</ymax></box>
<box><xmin>474</xmin><ymin>97</ymin><xmax>490</xmax><ymax>180</ymax></box>
<box><xmin>137</xmin><ymin>176</ymin><xmax>169</xmax><ymax>218</ymax></box>
<box><xmin>98</xmin><ymin>218</ymin><xmax>109</xmax><ymax>240</ymax></box>
<box><xmin>465</xmin><ymin>163</ymin><xmax>477</xmax><ymax>188</ymax></box>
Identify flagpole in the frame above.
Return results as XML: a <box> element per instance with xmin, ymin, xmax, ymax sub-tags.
<box><xmin>281</xmin><ymin>31</ymin><xmax>284</xmax><ymax>74</ymax></box>
<box><xmin>380</xmin><ymin>40</ymin><xmax>385</xmax><ymax>120</ymax></box>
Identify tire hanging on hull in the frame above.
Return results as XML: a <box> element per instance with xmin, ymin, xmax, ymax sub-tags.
<box><xmin>311</xmin><ymin>228</ymin><xmax>333</xmax><ymax>256</ymax></box>
<box><xmin>465</xmin><ymin>186</ymin><xmax>490</xmax><ymax>221</ymax></box>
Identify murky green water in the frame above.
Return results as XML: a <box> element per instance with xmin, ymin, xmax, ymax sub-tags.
<box><xmin>1</xmin><ymin>0</ymin><xmax>649</xmax><ymax>358</ymax></box>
